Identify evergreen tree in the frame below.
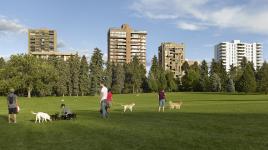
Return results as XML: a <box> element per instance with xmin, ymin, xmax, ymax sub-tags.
<box><xmin>89</xmin><ymin>48</ymin><xmax>104</xmax><ymax>95</ymax></box>
<box><xmin>104</xmin><ymin>62</ymin><xmax>113</xmax><ymax>89</ymax></box>
<box><xmin>69</xmin><ymin>55</ymin><xmax>80</xmax><ymax>96</ymax></box>
<box><xmin>79</xmin><ymin>55</ymin><xmax>90</xmax><ymax>96</ymax></box>
<box><xmin>111</xmin><ymin>64</ymin><xmax>125</xmax><ymax>94</ymax></box>
<box><xmin>256</xmin><ymin>62</ymin><xmax>268</xmax><ymax>94</ymax></box>
<box><xmin>236</xmin><ymin>63</ymin><xmax>256</xmax><ymax>93</ymax></box>
<box><xmin>182</xmin><ymin>61</ymin><xmax>190</xmax><ymax>73</ymax></box>
<box><xmin>148</xmin><ymin>56</ymin><xmax>159</xmax><ymax>92</ymax></box>
<box><xmin>209</xmin><ymin>73</ymin><xmax>221</xmax><ymax>92</ymax></box>
<box><xmin>165</xmin><ymin>71</ymin><xmax>177</xmax><ymax>92</ymax></box>
<box><xmin>226</xmin><ymin>77</ymin><xmax>235</xmax><ymax>93</ymax></box>
<box><xmin>198</xmin><ymin>60</ymin><xmax>209</xmax><ymax>91</ymax></box>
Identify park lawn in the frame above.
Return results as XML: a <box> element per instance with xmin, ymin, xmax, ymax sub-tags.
<box><xmin>0</xmin><ymin>92</ymin><xmax>268</xmax><ymax>150</ymax></box>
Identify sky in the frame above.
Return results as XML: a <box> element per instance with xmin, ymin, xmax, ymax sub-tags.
<box><xmin>0</xmin><ymin>0</ymin><xmax>268</xmax><ymax>67</ymax></box>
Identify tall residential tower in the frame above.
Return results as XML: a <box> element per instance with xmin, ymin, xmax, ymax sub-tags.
<box><xmin>108</xmin><ymin>24</ymin><xmax>147</xmax><ymax>66</ymax></box>
<box><xmin>158</xmin><ymin>42</ymin><xmax>185</xmax><ymax>78</ymax></box>
<box><xmin>214</xmin><ymin>40</ymin><xmax>263</xmax><ymax>71</ymax></box>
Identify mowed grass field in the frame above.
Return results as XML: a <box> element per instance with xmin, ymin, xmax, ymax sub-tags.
<box><xmin>0</xmin><ymin>92</ymin><xmax>268</xmax><ymax>150</ymax></box>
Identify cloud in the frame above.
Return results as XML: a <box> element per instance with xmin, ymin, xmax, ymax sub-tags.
<box><xmin>0</xmin><ymin>16</ymin><xmax>27</xmax><ymax>34</ymax></box>
<box><xmin>131</xmin><ymin>0</ymin><xmax>268</xmax><ymax>35</ymax></box>
<box><xmin>176</xmin><ymin>22</ymin><xmax>205</xmax><ymax>31</ymax></box>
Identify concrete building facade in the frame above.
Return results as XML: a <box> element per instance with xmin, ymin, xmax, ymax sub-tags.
<box><xmin>108</xmin><ymin>24</ymin><xmax>147</xmax><ymax>66</ymax></box>
<box><xmin>214</xmin><ymin>40</ymin><xmax>263</xmax><ymax>71</ymax></box>
<box><xmin>158</xmin><ymin>42</ymin><xmax>185</xmax><ymax>78</ymax></box>
<box><xmin>28</xmin><ymin>29</ymin><xmax>57</xmax><ymax>53</ymax></box>
<box><xmin>28</xmin><ymin>29</ymin><xmax>75</xmax><ymax>60</ymax></box>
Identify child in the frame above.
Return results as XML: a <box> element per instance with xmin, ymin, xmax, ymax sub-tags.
<box><xmin>106</xmin><ymin>89</ymin><xmax>113</xmax><ymax>112</ymax></box>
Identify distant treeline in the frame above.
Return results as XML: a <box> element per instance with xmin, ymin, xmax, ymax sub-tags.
<box><xmin>0</xmin><ymin>48</ymin><xmax>267</xmax><ymax>97</ymax></box>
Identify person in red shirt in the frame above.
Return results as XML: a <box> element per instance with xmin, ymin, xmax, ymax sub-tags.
<box><xmin>106</xmin><ymin>89</ymin><xmax>113</xmax><ymax>112</ymax></box>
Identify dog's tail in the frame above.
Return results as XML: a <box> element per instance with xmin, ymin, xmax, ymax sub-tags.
<box><xmin>31</xmin><ymin>111</ymin><xmax>37</xmax><ymax>115</ymax></box>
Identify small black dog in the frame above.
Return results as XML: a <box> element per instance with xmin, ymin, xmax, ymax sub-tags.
<box><xmin>50</xmin><ymin>113</ymin><xmax>60</xmax><ymax>121</ymax></box>
<box><xmin>61</xmin><ymin>113</ymin><xmax>77</xmax><ymax>120</ymax></box>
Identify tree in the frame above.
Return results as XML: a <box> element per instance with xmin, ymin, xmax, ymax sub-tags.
<box><xmin>68</xmin><ymin>55</ymin><xmax>80</xmax><ymax>96</ymax></box>
<box><xmin>89</xmin><ymin>48</ymin><xmax>104</xmax><ymax>96</ymax></box>
<box><xmin>79</xmin><ymin>55</ymin><xmax>90</xmax><ymax>96</ymax></box>
<box><xmin>182</xmin><ymin>61</ymin><xmax>190</xmax><ymax>73</ymax></box>
<box><xmin>148</xmin><ymin>56</ymin><xmax>160</xmax><ymax>92</ymax></box>
<box><xmin>236</xmin><ymin>63</ymin><xmax>256</xmax><ymax>93</ymax></box>
<box><xmin>51</xmin><ymin>57</ymin><xmax>69</xmax><ymax>96</ymax></box>
<box><xmin>165</xmin><ymin>71</ymin><xmax>177</xmax><ymax>92</ymax></box>
<box><xmin>198</xmin><ymin>60</ymin><xmax>209</xmax><ymax>91</ymax></box>
<box><xmin>104</xmin><ymin>62</ymin><xmax>113</xmax><ymax>89</ymax></box>
<box><xmin>111</xmin><ymin>64</ymin><xmax>125</xmax><ymax>94</ymax></box>
<box><xmin>256</xmin><ymin>62</ymin><xmax>268</xmax><ymax>94</ymax></box>
<box><xmin>226</xmin><ymin>77</ymin><xmax>235</xmax><ymax>93</ymax></box>
<box><xmin>209</xmin><ymin>73</ymin><xmax>221</xmax><ymax>92</ymax></box>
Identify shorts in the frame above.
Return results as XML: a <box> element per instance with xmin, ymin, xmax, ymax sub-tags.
<box><xmin>106</xmin><ymin>101</ymin><xmax>112</xmax><ymax>108</ymax></box>
<box><xmin>8</xmin><ymin>108</ymin><xmax>17</xmax><ymax>114</ymax></box>
<box><xmin>159</xmin><ymin>99</ymin><xmax>165</xmax><ymax>107</ymax></box>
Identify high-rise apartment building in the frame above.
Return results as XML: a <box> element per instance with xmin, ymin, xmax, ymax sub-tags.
<box><xmin>28</xmin><ymin>29</ymin><xmax>75</xmax><ymax>61</ymax></box>
<box><xmin>108</xmin><ymin>24</ymin><xmax>147</xmax><ymax>66</ymax></box>
<box><xmin>158</xmin><ymin>42</ymin><xmax>185</xmax><ymax>78</ymax></box>
<box><xmin>214</xmin><ymin>40</ymin><xmax>263</xmax><ymax>71</ymax></box>
<box><xmin>28</xmin><ymin>29</ymin><xmax>57</xmax><ymax>53</ymax></box>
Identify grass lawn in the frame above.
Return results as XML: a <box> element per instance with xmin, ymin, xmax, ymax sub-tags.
<box><xmin>0</xmin><ymin>92</ymin><xmax>268</xmax><ymax>150</ymax></box>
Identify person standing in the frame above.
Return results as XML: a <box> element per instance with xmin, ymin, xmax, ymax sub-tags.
<box><xmin>158</xmin><ymin>89</ymin><xmax>166</xmax><ymax>112</ymax></box>
<box><xmin>106</xmin><ymin>89</ymin><xmax>113</xmax><ymax>112</ymax></box>
<box><xmin>100</xmin><ymin>82</ymin><xmax>108</xmax><ymax>118</ymax></box>
<box><xmin>7</xmin><ymin>88</ymin><xmax>18</xmax><ymax>123</ymax></box>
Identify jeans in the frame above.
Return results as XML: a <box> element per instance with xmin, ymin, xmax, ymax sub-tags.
<box><xmin>101</xmin><ymin>100</ymin><xmax>108</xmax><ymax>118</ymax></box>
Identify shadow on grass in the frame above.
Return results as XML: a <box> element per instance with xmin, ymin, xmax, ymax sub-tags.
<box><xmin>0</xmin><ymin>110</ymin><xmax>268</xmax><ymax>150</ymax></box>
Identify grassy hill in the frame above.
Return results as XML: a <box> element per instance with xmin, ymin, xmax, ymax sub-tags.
<box><xmin>0</xmin><ymin>92</ymin><xmax>267</xmax><ymax>150</ymax></box>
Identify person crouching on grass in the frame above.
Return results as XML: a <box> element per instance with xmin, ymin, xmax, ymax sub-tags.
<box><xmin>106</xmin><ymin>89</ymin><xmax>113</xmax><ymax>113</ymax></box>
<box><xmin>99</xmin><ymin>81</ymin><xmax>108</xmax><ymax>118</ymax></box>
<box><xmin>158</xmin><ymin>89</ymin><xmax>166</xmax><ymax>112</ymax></box>
<box><xmin>7</xmin><ymin>88</ymin><xmax>18</xmax><ymax>123</ymax></box>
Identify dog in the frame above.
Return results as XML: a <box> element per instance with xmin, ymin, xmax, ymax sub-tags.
<box><xmin>121</xmin><ymin>103</ymin><xmax>135</xmax><ymax>112</ymax></box>
<box><xmin>50</xmin><ymin>113</ymin><xmax>60</xmax><ymax>121</ymax></box>
<box><xmin>61</xmin><ymin>113</ymin><xmax>77</xmax><ymax>120</ymax></box>
<box><xmin>169</xmin><ymin>101</ymin><xmax>183</xmax><ymax>110</ymax></box>
<box><xmin>31</xmin><ymin>111</ymin><xmax>52</xmax><ymax>123</ymax></box>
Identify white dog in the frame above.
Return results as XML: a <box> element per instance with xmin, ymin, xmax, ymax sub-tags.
<box><xmin>31</xmin><ymin>111</ymin><xmax>52</xmax><ymax>123</ymax></box>
<box><xmin>169</xmin><ymin>101</ymin><xmax>183</xmax><ymax>110</ymax></box>
<box><xmin>121</xmin><ymin>103</ymin><xmax>135</xmax><ymax>112</ymax></box>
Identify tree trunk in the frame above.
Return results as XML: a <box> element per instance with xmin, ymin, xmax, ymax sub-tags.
<box><xmin>27</xmin><ymin>87</ymin><xmax>32</xmax><ymax>98</ymax></box>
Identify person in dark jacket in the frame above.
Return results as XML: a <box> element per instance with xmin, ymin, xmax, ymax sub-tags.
<box><xmin>7</xmin><ymin>88</ymin><xmax>18</xmax><ymax>123</ymax></box>
<box><xmin>158</xmin><ymin>89</ymin><xmax>166</xmax><ymax>112</ymax></box>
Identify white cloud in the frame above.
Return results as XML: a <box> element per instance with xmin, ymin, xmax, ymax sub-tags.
<box><xmin>131</xmin><ymin>0</ymin><xmax>268</xmax><ymax>34</ymax></box>
<box><xmin>0</xmin><ymin>16</ymin><xmax>27</xmax><ymax>34</ymax></box>
<box><xmin>176</xmin><ymin>22</ymin><xmax>205</xmax><ymax>31</ymax></box>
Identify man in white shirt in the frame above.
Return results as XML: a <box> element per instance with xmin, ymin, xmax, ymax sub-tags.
<box><xmin>100</xmin><ymin>81</ymin><xmax>108</xmax><ymax>118</ymax></box>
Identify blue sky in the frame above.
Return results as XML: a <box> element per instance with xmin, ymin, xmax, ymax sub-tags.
<box><xmin>0</xmin><ymin>0</ymin><xmax>267</xmax><ymax>66</ymax></box>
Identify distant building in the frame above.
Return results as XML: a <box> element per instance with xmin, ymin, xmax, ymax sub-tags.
<box><xmin>214</xmin><ymin>40</ymin><xmax>263</xmax><ymax>71</ymax></box>
<box><xmin>28</xmin><ymin>29</ymin><xmax>57</xmax><ymax>53</ymax></box>
<box><xmin>30</xmin><ymin>51</ymin><xmax>76</xmax><ymax>61</ymax></box>
<box><xmin>108</xmin><ymin>24</ymin><xmax>147</xmax><ymax>66</ymax></box>
<box><xmin>28</xmin><ymin>29</ymin><xmax>75</xmax><ymax>60</ymax></box>
<box><xmin>158</xmin><ymin>42</ymin><xmax>185</xmax><ymax>78</ymax></box>
<box><xmin>186</xmin><ymin>59</ymin><xmax>200</xmax><ymax>66</ymax></box>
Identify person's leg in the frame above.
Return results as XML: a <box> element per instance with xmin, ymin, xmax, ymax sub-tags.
<box><xmin>8</xmin><ymin>114</ymin><xmax>11</xmax><ymax>123</ymax></box>
<box><xmin>13</xmin><ymin>114</ymin><xmax>16</xmax><ymax>123</ymax></box>
<box><xmin>101</xmin><ymin>101</ymin><xmax>107</xmax><ymax>118</ymax></box>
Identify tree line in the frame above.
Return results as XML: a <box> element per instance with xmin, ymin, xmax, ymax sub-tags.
<box><xmin>0</xmin><ymin>48</ymin><xmax>267</xmax><ymax>97</ymax></box>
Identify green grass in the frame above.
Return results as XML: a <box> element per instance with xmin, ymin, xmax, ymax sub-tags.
<box><xmin>0</xmin><ymin>93</ymin><xmax>268</xmax><ymax>150</ymax></box>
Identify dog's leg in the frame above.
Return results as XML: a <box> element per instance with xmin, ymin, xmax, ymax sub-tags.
<box><xmin>124</xmin><ymin>107</ymin><xmax>126</xmax><ymax>112</ymax></box>
<box><xmin>130</xmin><ymin>107</ymin><xmax>132</xmax><ymax>112</ymax></box>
